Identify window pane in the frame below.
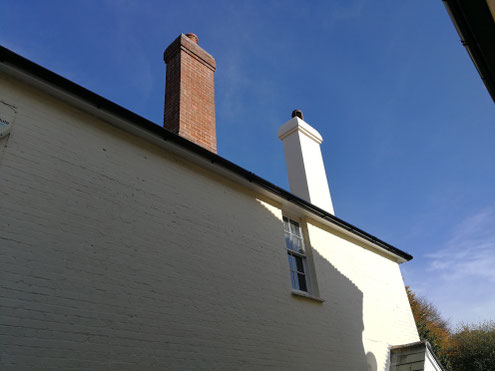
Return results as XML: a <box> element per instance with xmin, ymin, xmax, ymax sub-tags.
<box><xmin>295</xmin><ymin>256</ymin><xmax>305</xmax><ymax>273</ymax></box>
<box><xmin>293</xmin><ymin>236</ymin><xmax>304</xmax><ymax>253</ymax></box>
<box><xmin>290</xmin><ymin>271</ymin><xmax>298</xmax><ymax>289</ymax></box>
<box><xmin>287</xmin><ymin>236</ymin><xmax>297</xmax><ymax>251</ymax></box>
<box><xmin>288</xmin><ymin>253</ymin><xmax>295</xmax><ymax>270</ymax></box>
<box><xmin>298</xmin><ymin>274</ymin><xmax>307</xmax><ymax>292</ymax></box>
<box><xmin>286</xmin><ymin>236</ymin><xmax>302</xmax><ymax>253</ymax></box>
<box><xmin>290</xmin><ymin>220</ymin><xmax>301</xmax><ymax>236</ymax></box>
<box><xmin>285</xmin><ymin>235</ymin><xmax>292</xmax><ymax>250</ymax></box>
<box><xmin>283</xmin><ymin>217</ymin><xmax>289</xmax><ymax>231</ymax></box>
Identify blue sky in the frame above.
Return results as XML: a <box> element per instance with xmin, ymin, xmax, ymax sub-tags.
<box><xmin>1</xmin><ymin>0</ymin><xmax>494</xmax><ymax>327</ymax></box>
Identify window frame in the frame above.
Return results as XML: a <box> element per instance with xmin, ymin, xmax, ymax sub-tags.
<box><xmin>283</xmin><ymin>216</ymin><xmax>312</xmax><ymax>293</ymax></box>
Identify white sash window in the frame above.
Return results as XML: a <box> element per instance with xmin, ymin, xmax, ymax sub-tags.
<box><xmin>283</xmin><ymin>217</ymin><xmax>310</xmax><ymax>292</ymax></box>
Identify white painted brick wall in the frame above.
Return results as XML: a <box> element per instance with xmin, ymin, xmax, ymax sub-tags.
<box><xmin>307</xmin><ymin>223</ymin><xmax>420</xmax><ymax>370</ymax></box>
<box><xmin>0</xmin><ymin>73</ymin><xmax>418</xmax><ymax>370</ymax></box>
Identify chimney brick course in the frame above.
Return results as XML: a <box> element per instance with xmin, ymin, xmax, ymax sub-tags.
<box><xmin>163</xmin><ymin>34</ymin><xmax>217</xmax><ymax>153</ymax></box>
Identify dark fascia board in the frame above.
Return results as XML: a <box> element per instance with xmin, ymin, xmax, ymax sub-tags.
<box><xmin>0</xmin><ymin>45</ymin><xmax>413</xmax><ymax>262</ymax></box>
<box><xmin>443</xmin><ymin>0</ymin><xmax>495</xmax><ymax>103</ymax></box>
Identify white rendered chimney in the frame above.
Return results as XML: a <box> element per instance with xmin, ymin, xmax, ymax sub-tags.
<box><xmin>277</xmin><ymin>110</ymin><xmax>334</xmax><ymax>215</ymax></box>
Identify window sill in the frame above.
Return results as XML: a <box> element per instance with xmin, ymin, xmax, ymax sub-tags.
<box><xmin>291</xmin><ymin>290</ymin><xmax>325</xmax><ymax>302</ymax></box>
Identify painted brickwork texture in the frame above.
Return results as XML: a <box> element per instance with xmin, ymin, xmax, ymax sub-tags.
<box><xmin>307</xmin><ymin>223</ymin><xmax>420</xmax><ymax>370</ymax></box>
<box><xmin>0</xmin><ymin>74</ymin><xmax>418</xmax><ymax>370</ymax></box>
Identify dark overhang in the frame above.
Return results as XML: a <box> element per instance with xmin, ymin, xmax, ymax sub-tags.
<box><xmin>0</xmin><ymin>45</ymin><xmax>413</xmax><ymax>262</ymax></box>
<box><xmin>443</xmin><ymin>0</ymin><xmax>495</xmax><ymax>103</ymax></box>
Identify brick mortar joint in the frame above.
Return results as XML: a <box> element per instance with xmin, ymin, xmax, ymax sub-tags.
<box><xmin>177</xmin><ymin>47</ymin><xmax>216</xmax><ymax>71</ymax></box>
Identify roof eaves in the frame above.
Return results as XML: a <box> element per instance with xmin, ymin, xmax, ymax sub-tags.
<box><xmin>443</xmin><ymin>0</ymin><xmax>495</xmax><ymax>103</ymax></box>
<box><xmin>0</xmin><ymin>45</ymin><xmax>413</xmax><ymax>262</ymax></box>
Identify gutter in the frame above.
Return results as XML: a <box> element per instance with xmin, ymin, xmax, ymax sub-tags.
<box><xmin>443</xmin><ymin>0</ymin><xmax>495</xmax><ymax>103</ymax></box>
<box><xmin>0</xmin><ymin>45</ymin><xmax>413</xmax><ymax>262</ymax></box>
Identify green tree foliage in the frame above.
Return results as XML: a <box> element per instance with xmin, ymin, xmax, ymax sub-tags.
<box><xmin>406</xmin><ymin>287</ymin><xmax>452</xmax><ymax>369</ymax></box>
<box><xmin>407</xmin><ymin>287</ymin><xmax>495</xmax><ymax>370</ymax></box>
<box><xmin>447</xmin><ymin>321</ymin><xmax>495</xmax><ymax>371</ymax></box>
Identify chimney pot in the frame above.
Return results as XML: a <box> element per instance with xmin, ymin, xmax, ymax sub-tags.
<box><xmin>185</xmin><ymin>33</ymin><xmax>199</xmax><ymax>44</ymax></box>
<box><xmin>292</xmin><ymin>109</ymin><xmax>304</xmax><ymax>120</ymax></box>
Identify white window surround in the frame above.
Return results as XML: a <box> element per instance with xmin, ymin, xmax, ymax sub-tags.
<box><xmin>291</xmin><ymin>289</ymin><xmax>325</xmax><ymax>302</ymax></box>
<box><xmin>284</xmin><ymin>216</ymin><xmax>309</xmax><ymax>291</ymax></box>
<box><xmin>283</xmin><ymin>216</ymin><xmax>323</xmax><ymax>302</ymax></box>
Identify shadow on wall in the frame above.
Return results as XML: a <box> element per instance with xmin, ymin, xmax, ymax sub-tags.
<box><xmin>367</xmin><ymin>351</ymin><xmax>378</xmax><ymax>371</ymax></box>
<box><xmin>0</xmin><ymin>103</ymin><xmax>375</xmax><ymax>369</ymax></box>
<box><xmin>295</xmin><ymin>246</ymin><xmax>371</xmax><ymax>369</ymax></box>
<box><xmin>258</xmin><ymin>200</ymin><xmax>378</xmax><ymax>369</ymax></box>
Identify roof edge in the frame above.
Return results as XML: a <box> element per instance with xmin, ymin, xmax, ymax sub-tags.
<box><xmin>0</xmin><ymin>45</ymin><xmax>413</xmax><ymax>262</ymax></box>
<box><xmin>443</xmin><ymin>0</ymin><xmax>495</xmax><ymax>103</ymax></box>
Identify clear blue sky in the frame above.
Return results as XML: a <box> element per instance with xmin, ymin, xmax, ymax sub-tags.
<box><xmin>2</xmin><ymin>0</ymin><xmax>494</xmax><ymax>326</ymax></box>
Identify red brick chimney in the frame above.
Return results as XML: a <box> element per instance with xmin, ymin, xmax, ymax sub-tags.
<box><xmin>163</xmin><ymin>33</ymin><xmax>217</xmax><ymax>153</ymax></box>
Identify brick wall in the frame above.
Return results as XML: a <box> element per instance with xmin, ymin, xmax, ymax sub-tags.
<box><xmin>163</xmin><ymin>34</ymin><xmax>217</xmax><ymax>153</ymax></box>
<box><xmin>0</xmin><ymin>73</ymin><xmax>418</xmax><ymax>370</ymax></box>
<box><xmin>307</xmin><ymin>222</ymin><xmax>420</xmax><ymax>370</ymax></box>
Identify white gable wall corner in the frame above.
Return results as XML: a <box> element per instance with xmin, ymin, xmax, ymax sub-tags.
<box><xmin>0</xmin><ymin>44</ymin><xmax>419</xmax><ymax>370</ymax></box>
<box><xmin>425</xmin><ymin>344</ymin><xmax>446</xmax><ymax>371</ymax></box>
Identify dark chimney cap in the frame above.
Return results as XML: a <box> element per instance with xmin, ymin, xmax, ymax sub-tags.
<box><xmin>185</xmin><ymin>33</ymin><xmax>199</xmax><ymax>44</ymax></box>
<box><xmin>292</xmin><ymin>109</ymin><xmax>304</xmax><ymax>120</ymax></box>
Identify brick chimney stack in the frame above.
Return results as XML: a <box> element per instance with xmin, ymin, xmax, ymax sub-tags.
<box><xmin>163</xmin><ymin>33</ymin><xmax>217</xmax><ymax>153</ymax></box>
